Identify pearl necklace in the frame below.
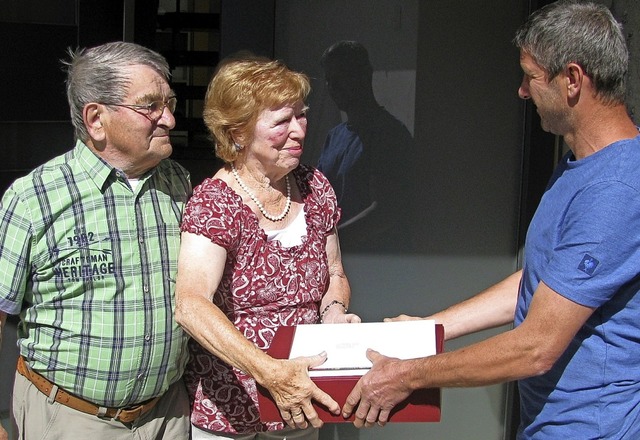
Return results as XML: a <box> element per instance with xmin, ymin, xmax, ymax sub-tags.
<box><xmin>231</xmin><ymin>163</ymin><xmax>291</xmax><ymax>222</ymax></box>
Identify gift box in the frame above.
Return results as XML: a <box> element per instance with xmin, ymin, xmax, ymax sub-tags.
<box><xmin>257</xmin><ymin>320</ymin><xmax>444</xmax><ymax>423</ymax></box>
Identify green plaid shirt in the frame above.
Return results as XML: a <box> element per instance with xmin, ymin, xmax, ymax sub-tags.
<box><xmin>0</xmin><ymin>141</ymin><xmax>191</xmax><ymax>407</ymax></box>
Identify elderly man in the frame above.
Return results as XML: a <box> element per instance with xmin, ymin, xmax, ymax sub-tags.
<box><xmin>0</xmin><ymin>41</ymin><xmax>191</xmax><ymax>439</ymax></box>
<box><xmin>342</xmin><ymin>1</ymin><xmax>640</xmax><ymax>438</ymax></box>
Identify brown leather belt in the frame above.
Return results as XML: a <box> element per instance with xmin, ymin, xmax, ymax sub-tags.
<box><xmin>17</xmin><ymin>356</ymin><xmax>160</xmax><ymax>423</ymax></box>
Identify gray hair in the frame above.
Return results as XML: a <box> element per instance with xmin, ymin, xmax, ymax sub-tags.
<box><xmin>513</xmin><ymin>0</ymin><xmax>628</xmax><ymax>104</ymax></box>
<box><xmin>63</xmin><ymin>41</ymin><xmax>171</xmax><ymax>141</ymax></box>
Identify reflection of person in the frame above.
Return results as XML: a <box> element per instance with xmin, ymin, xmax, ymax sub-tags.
<box><xmin>174</xmin><ymin>56</ymin><xmax>361</xmax><ymax>439</ymax></box>
<box><xmin>0</xmin><ymin>41</ymin><xmax>191</xmax><ymax>439</ymax></box>
<box><xmin>317</xmin><ymin>41</ymin><xmax>416</xmax><ymax>252</ymax></box>
<box><xmin>343</xmin><ymin>1</ymin><xmax>640</xmax><ymax>438</ymax></box>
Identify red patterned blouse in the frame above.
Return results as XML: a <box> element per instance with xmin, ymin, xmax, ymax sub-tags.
<box><xmin>180</xmin><ymin>165</ymin><xmax>340</xmax><ymax>434</ymax></box>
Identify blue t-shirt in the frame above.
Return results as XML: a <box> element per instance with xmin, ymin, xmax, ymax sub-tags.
<box><xmin>515</xmin><ymin>135</ymin><xmax>640</xmax><ymax>439</ymax></box>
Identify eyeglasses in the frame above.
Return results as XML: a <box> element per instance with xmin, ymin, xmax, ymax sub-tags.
<box><xmin>104</xmin><ymin>96</ymin><xmax>177</xmax><ymax>121</ymax></box>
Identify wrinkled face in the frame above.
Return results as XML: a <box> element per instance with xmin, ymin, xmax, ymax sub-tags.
<box><xmin>100</xmin><ymin>64</ymin><xmax>176</xmax><ymax>176</ymax></box>
<box><xmin>247</xmin><ymin>100</ymin><xmax>308</xmax><ymax>174</ymax></box>
<box><xmin>518</xmin><ymin>51</ymin><xmax>568</xmax><ymax>135</ymax></box>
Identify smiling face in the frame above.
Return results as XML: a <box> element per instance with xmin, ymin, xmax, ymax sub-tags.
<box><xmin>244</xmin><ymin>100</ymin><xmax>308</xmax><ymax>177</ymax></box>
<box><xmin>518</xmin><ymin>51</ymin><xmax>570</xmax><ymax>136</ymax></box>
<box><xmin>98</xmin><ymin>64</ymin><xmax>176</xmax><ymax>177</ymax></box>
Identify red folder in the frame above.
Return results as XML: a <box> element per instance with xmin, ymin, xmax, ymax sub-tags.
<box><xmin>257</xmin><ymin>323</ymin><xmax>444</xmax><ymax>423</ymax></box>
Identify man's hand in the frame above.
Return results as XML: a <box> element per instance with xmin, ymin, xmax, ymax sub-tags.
<box><xmin>265</xmin><ymin>352</ymin><xmax>340</xmax><ymax>429</ymax></box>
<box><xmin>383</xmin><ymin>314</ymin><xmax>423</xmax><ymax>322</ymax></box>
<box><xmin>0</xmin><ymin>424</ymin><xmax>9</xmax><ymax>440</ymax></box>
<box><xmin>342</xmin><ymin>349</ymin><xmax>412</xmax><ymax>428</ymax></box>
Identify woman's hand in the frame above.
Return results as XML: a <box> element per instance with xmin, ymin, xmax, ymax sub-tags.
<box><xmin>263</xmin><ymin>353</ymin><xmax>340</xmax><ymax>429</ymax></box>
<box><xmin>322</xmin><ymin>311</ymin><xmax>361</xmax><ymax>324</ymax></box>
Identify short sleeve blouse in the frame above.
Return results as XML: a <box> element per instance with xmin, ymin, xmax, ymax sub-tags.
<box><xmin>181</xmin><ymin>165</ymin><xmax>340</xmax><ymax>434</ymax></box>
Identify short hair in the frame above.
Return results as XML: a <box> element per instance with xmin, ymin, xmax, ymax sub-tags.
<box><xmin>63</xmin><ymin>41</ymin><xmax>171</xmax><ymax>142</ymax></box>
<box><xmin>203</xmin><ymin>56</ymin><xmax>311</xmax><ymax>163</ymax></box>
<box><xmin>513</xmin><ymin>0</ymin><xmax>628</xmax><ymax>104</ymax></box>
<box><xmin>320</xmin><ymin>40</ymin><xmax>372</xmax><ymax>77</ymax></box>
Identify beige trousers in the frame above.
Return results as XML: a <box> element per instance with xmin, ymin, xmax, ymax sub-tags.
<box><xmin>12</xmin><ymin>373</ymin><xmax>190</xmax><ymax>440</ymax></box>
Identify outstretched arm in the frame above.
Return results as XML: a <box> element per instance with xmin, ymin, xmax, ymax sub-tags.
<box><xmin>344</xmin><ymin>280</ymin><xmax>594</xmax><ymax>427</ymax></box>
<box><xmin>386</xmin><ymin>270</ymin><xmax>522</xmax><ymax>341</ymax></box>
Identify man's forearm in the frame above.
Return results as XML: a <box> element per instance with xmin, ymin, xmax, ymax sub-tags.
<box><xmin>429</xmin><ymin>269</ymin><xmax>522</xmax><ymax>340</ymax></box>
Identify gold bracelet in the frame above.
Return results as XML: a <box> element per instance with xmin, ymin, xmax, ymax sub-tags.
<box><xmin>319</xmin><ymin>300</ymin><xmax>347</xmax><ymax>323</ymax></box>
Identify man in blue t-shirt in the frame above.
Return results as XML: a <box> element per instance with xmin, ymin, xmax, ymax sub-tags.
<box><xmin>342</xmin><ymin>1</ymin><xmax>640</xmax><ymax>438</ymax></box>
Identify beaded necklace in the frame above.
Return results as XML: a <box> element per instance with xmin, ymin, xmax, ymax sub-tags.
<box><xmin>231</xmin><ymin>163</ymin><xmax>291</xmax><ymax>222</ymax></box>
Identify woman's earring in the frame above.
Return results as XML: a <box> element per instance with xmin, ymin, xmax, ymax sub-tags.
<box><xmin>234</xmin><ymin>142</ymin><xmax>244</xmax><ymax>152</ymax></box>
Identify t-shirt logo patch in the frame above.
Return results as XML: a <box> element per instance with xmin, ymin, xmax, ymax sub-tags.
<box><xmin>578</xmin><ymin>254</ymin><xmax>599</xmax><ymax>276</ymax></box>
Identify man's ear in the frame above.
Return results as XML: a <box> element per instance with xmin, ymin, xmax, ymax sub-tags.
<box><xmin>566</xmin><ymin>62</ymin><xmax>584</xmax><ymax>99</ymax></box>
<box><xmin>84</xmin><ymin>103</ymin><xmax>106</xmax><ymax>141</ymax></box>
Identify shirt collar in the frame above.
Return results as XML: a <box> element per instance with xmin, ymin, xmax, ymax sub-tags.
<box><xmin>75</xmin><ymin>140</ymin><xmax>114</xmax><ymax>191</ymax></box>
<box><xmin>75</xmin><ymin>140</ymin><xmax>158</xmax><ymax>192</ymax></box>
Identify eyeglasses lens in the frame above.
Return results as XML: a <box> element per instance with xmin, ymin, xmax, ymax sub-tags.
<box><xmin>149</xmin><ymin>98</ymin><xmax>177</xmax><ymax>119</ymax></box>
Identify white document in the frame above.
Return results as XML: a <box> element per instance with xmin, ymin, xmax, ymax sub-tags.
<box><xmin>288</xmin><ymin>320</ymin><xmax>437</xmax><ymax>377</ymax></box>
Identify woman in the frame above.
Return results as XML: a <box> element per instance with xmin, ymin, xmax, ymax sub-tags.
<box><xmin>175</xmin><ymin>56</ymin><xmax>361</xmax><ymax>440</ymax></box>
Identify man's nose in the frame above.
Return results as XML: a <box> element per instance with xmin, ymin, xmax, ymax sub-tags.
<box><xmin>518</xmin><ymin>78</ymin><xmax>531</xmax><ymax>100</ymax></box>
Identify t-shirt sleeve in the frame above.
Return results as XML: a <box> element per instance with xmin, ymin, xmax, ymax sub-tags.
<box><xmin>541</xmin><ymin>180</ymin><xmax>640</xmax><ymax>308</ymax></box>
<box><xmin>180</xmin><ymin>179</ymin><xmax>242</xmax><ymax>251</ymax></box>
